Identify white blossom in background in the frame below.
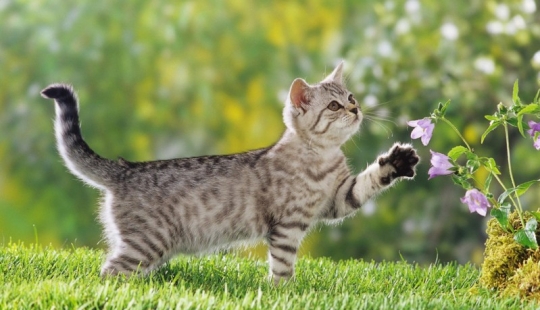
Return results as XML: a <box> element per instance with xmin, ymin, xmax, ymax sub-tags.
<box><xmin>405</xmin><ymin>0</ymin><xmax>420</xmax><ymax>14</ymax></box>
<box><xmin>404</xmin><ymin>0</ymin><xmax>421</xmax><ymax>24</ymax></box>
<box><xmin>441</xmin><ymin>22</ymin><xmax>459</xmax><ymax>41</ymax></box>
<box><xmin>486</xmin><ymin>15</ymin><xmax>527</xmax><ymax>35</ymax></box>
<box><xmin>377</xmin><ymin>40</ymin><xmax>393</xmax><ymax>58</ymax></box>
<box><xmin>363</xmin><ymin>94</ymin><xmax>379</xmax><ymax>108</ymax></box>
<box><xmin>361</xmin><ymin>200</ymin><xmax>376</xmax><ymax>216</ymax></box>
<box><xmin>494</xmin><ymin>4</ymin><xmax>510</xmax><ymax>20</ymax></box>
<box><xmin>372</xmin><ymin>65</ymin><xmax>384</xmax><ymax>79</ymax></box>
<box><xmin>402</xmin><ymin>218</ymin><xmax>416</xmax><ymax>234</ymax></box>
<box><xmin>504</xmin><ymin>15</ymin><xmax>526</xmax><ymax>35</ymax></box>
<box><xmin>522</xmin><ymin>0</ymin><xmax>536</xmax><ymax>13</ymax></box>
<box><xmin>364</xmin><ymin>26</ymin><xmax>376</xmax><ymax>39</ymax></box>
<box><xmin>395</xmin><ymin>18</ymin><xmax>411</xmax><ymax>35</ymax></box>
<box><xmin>486</xmin><ymin>21</ymin><xmax>504</xmax><ymax>34</ymax></box>
<box><xmin>505</xmin><ymin>21</ymin><xmax>517</xmax><ymax>35</ymax></box>
<box><xmin>474</xmin><ymin>57</ymin><xmax>495</xmax><ymax>75</ymax></box>
<box><xmin>511</xmin><ymin>15</ymin><xmax>526</xmax><ymax>30</ymax></box>
<box><xmin>532</xmin><ymin>51</ymin><xmax>540</xmax><ymax>69</ymax></box>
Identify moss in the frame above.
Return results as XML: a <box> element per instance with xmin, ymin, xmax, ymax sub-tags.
<box><xmin>504</xmin><ymin>257</ymin><xmax>540</xmax><ymax>298</ymax></box>
<box><xmin>480</xmin><ymin>211</ymin><xmax>540</xmax><ymax>299</ymax></box>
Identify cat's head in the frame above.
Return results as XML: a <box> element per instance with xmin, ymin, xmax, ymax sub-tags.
<box><xmin>283</xmin><ymin>62</ymin><xmax>362</xmax><ymax>148</ymax></box>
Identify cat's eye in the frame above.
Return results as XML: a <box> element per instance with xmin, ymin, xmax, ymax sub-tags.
<box><xmin>327</xmin><ymin>101</ymin><xmax>342</xmax><ymax>111</ymax></box>
<box><xmin>348</xmin><ymin>94</ymin><xmax>355</xmax><ymax>104</ymax></box>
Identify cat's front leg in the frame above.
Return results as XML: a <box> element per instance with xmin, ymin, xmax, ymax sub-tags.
<box><xmin>354</xmin><ymin>143</ymin><xmax>420</xmax><ymax>204</ymax></box>
<box><xmin>377</xmin><ymin>143</ymin><xmax>419</xmax><ymax>185</ymax></box>
<box><xmin>267</xmin><ymin>226</ymin><xmax>306</xmax><ymax>285</ymax></box>
<box><xmin>353</xmin><ymin>143</ymin><xmax>419</xmax><ymax>203</ymax></box>
<box><xmin>320</xmin><ymin>143</ymin><xmax>419</xmax><ymax>221</ymax></box>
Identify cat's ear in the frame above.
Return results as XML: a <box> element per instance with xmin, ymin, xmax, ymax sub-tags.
<box><xmin>288</xmin><ymin>78</ymin><xmax>311</xmax><ymax>111</ymax></box>
<box><xmin>321</xmin><ymin>61</ymin><xmax>344</xmax><ymax>85</ymax></box>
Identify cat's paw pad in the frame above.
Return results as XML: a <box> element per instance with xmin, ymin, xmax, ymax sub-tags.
<box><xmin>378</xmin><ymin>143</ymin><xmax>419</xmax><ymax>183</ymax></box>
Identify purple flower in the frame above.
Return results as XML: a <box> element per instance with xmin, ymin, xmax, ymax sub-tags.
<box><xmin>534</xmin><ymin>139</ymin><xmax>540</xmax><ymax>150</ymax></box>
<box><xmin>428</xmin><ymin>150</ymin><xmax>454</xmax><ymax>179</ymax></box>
<box><xmin>408</xmin><ymin>118</ymin><xmax>434</xmax><ymax>146</ymax></box>
<box><xmin>527</xmin><ymin>120</ymin><xmax>540</xmax><ymax>150</ymax></box>
<box><xmin>460</xmin><ymin>189</ymin><xmax>491</xmax><ymax>216</ymax></box>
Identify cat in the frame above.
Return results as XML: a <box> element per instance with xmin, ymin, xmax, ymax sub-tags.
<box><xmin>40</xmin><ymin>62</ymin><xmax>419</xmax><ymax>284</ymax></box>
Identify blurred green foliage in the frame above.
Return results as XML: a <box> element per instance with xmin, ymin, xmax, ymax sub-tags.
<box><xmin>1</xmin><ymin>0</ymin><xmax>539</xmax><ymax>265</ymax></box>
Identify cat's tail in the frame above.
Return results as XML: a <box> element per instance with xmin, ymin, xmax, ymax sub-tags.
<box><xmin>41</xmin><ymin>84</ymin><xmax>122</xmax><ymax>190</ymax></box>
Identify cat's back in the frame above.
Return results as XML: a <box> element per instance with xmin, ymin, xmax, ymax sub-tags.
<box><xmin>112</xmin><ymin>147</ymin><xmax>273</xmax><ymax>191</ymax></box>
<box><xmin>109</xmin><ymin>145</ymin><xmax>347</xmax><ymax>210</ymax></box>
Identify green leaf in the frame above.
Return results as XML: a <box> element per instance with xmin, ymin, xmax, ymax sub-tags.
<box><xmin>514</xmin><ymin>218</ymin><xmax>539</xmax><ymax>249</ymax></box>
<box><xmin>490</xmin><ymin>203</ymin><xmax>511</xmax><ymax>232</ymax></box>
<box><xmin>481</xmin><ymin>121</ymin><xmax>501</xmax><ymax>143</ymax></box>
<box><xmin>465</xmin><ymin>151</ymin><xmax>478</xmax><ymax>161</ymax></box>
<box><xmin>466</xmin><ymin>159</ymin><xmax>480</xmax><ymax>174</ymax></box>
<box><xmin>516</xmin><ymin>103</ymin><xmax>540</xmax><ymax>116</ymax></box>
<box><xmin>484</xmin><ymin>115</ymin><xmax>498</xmax><ymax>121</ymax></box>
<box><xmin>447</xmin><ymin>146</ymin><xmax>468</xmax><ymax>161</ymax></box>
<box><xmin>517</xmin><ymin>115</ymin><xmax>525</xmax><ymax>137</ymax></box>
<box><xmin>514</xmin><ymin>228</ymin><xmax>538</xmax><ymax>249</ymax></box>
<box><xmin>451</xmin><ymin>174</ymin><xmax>471</xmax><ymax>190</ymax></box>
<box><xmin>512</xmin><ymin>80</ymin><xmax>521</xmax><ymax>106</ymax></box>
<box><xmin>488</xmin><ymin>158</ymin><xmax>501</xmax><ymax>175</ymax></box>
<box><xmin>437</xmin><ymin>100</ymin><xmax>450</xmax><ymax>117</ymax></box>
<box><xmin>484</xmin><ymin>172</ymin><xmax>493</xmax><ymax>190</ymax></box>
<box><xmin>497</xmin><ymin>103</ymin><xmax>508</xmax><ymax>114</ymax></box>
<box><xmin>517</xmin><ymin>217</ymin><xmax>538</xmax><ymax>250</ymax></box>
<box><xmin>506</xmin><ymin>117</ymin><xmax>519</xmax><ymax>128</ymax></box>
<box><xmin>526</xmin><ymin>217</ymin><xmax>538</xmax><ymax>231</ymax></box>
<box><xmin>480</xmin><ymin>157</ymin><xmax>501</xmax><ymax>175</ymax></box>
<box><xmin>531</xmin><ymin>211</ymin><xmax>540</xmax><ymax>222</ymax></box>
<box><xmin>517</xmin><ymin>180</ymin><xmax>539</xmax><ymax>196</ymax></box>
<box><xmin>498</xmin><ymin>180</ymin><xmax>540</xmax><ymax>204</ymax></box>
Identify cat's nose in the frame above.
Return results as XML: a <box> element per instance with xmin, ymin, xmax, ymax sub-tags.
<box><xmin>349</xmin><ymin>107</ymin><xmax>358</xmax><ymax>115</ymax></box>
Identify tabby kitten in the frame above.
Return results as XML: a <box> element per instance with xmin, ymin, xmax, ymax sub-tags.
<box><xmin>41</xmin><ymin>62</ymin><xmax>419</xmax><ymax>284</ymax></box>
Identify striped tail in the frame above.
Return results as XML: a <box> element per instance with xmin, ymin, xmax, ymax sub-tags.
<box><xmin>41</xmin><ymin>84</ymin><xmax>121</xmax><ymax>190</ymax></box>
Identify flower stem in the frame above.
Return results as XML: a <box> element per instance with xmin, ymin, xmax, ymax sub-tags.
<box><xmin>503</xmin><ymin>122</ymin><xmax>525</xmax><ymax>227</ymax></box>
<box><xmin>440</xmin><ymin>117</ymin><xmax>472</xmax><ymax>151</ymax></box>
<box><xmin>491</xmin><ymin>172</ymin><xmax>519</xmax><ymax>209</ymax></box>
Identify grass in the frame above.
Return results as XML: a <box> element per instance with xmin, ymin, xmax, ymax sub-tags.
<box><xmin>0</xmin><ymin>243</ymin><xmax>537</xmax><ymax>309</ymax></box>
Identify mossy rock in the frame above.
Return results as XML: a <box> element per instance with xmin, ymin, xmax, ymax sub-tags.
<box><xmin>480</xmin><ymin>211</ymin><xmax>540</xmax><ymax>299</ymax></box>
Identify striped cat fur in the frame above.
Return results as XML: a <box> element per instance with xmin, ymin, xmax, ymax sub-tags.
<box><xmin>41</xmin><ymin>62</ymin><xmax>419</xmax><ymax>285</ymax></box>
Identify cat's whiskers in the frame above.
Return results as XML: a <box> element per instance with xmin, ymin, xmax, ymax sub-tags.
<box><xmin>362</xmin><ymin>113</ymin><xmax>395</xmax><ymax>138</ymax></box>
<box><xmin>363</xmin><ymin>113</ymin><xmax>396</xmax><ymax>125</ymax></box>
<box><xmin>361</xmin><ymin>103</ymin><xmax>395</xmax><ymax>124</ymax></box>
<box><xmin>349</xmin><ymin>133</ymin><xmax>362</xmax><ymax>151</ymax></box>
<box><xmin>341</xmin><ymin>115</ymin><xmax>353</xmax><ymax>127</ymax></box>
<box><xmin>362</xmin><ymin>100</ymin><xmax>394</xmax><ymax>110</ymax></box>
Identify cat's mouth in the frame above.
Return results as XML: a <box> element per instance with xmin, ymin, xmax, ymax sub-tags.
<box><xmin>350</xmin><ymin>114</ymin><xmax>363</xmax><ymax>129</ymax></box>
<box><xmin>352</xmin><ymin>113</ymin><xmax>363</xmax><ymax>123</ymax></box>
<box><xmin>339</xmin><ymin>114</ymin><xmax>362</xmax><ymax>131</ymax></box>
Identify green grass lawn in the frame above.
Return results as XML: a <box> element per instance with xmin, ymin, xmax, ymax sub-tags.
<box><xmin>0</xmin><ymin>243</ymin><xmax>537</xmax><ymax>309</ymax></box>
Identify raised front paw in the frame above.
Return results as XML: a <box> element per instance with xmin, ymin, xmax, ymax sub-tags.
<box><xmin>378</xmin><ymin>143</ymin><xmax>419</xmax><ymax>184</ymax></box>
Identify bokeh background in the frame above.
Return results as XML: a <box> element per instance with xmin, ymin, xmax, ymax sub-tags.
<box><xmin>1</xmin><ymin>0</ymin><xmax>540</xmax><ymax>265</ymax></box>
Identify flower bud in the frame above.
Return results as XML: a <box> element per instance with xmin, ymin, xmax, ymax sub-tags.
<box><xmin>497</xmin><ymin>103</ymin><xmax>507</xmax><ymax>114</ymax></box>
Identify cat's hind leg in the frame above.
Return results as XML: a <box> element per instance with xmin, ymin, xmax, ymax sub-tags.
<box><xmin>100</xmin><ymin>246</ymin><xmax>153</xmax><ymax>277</ymax></box>
<box><xmin>100</xmin><ymin>221</ymin><xmax>172</xmax><ymax>277</ymax></box>
<box><xmin>99</xmin><ymin>194</ymin><xmax>166</xmax><ymax>277</ymax></box>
